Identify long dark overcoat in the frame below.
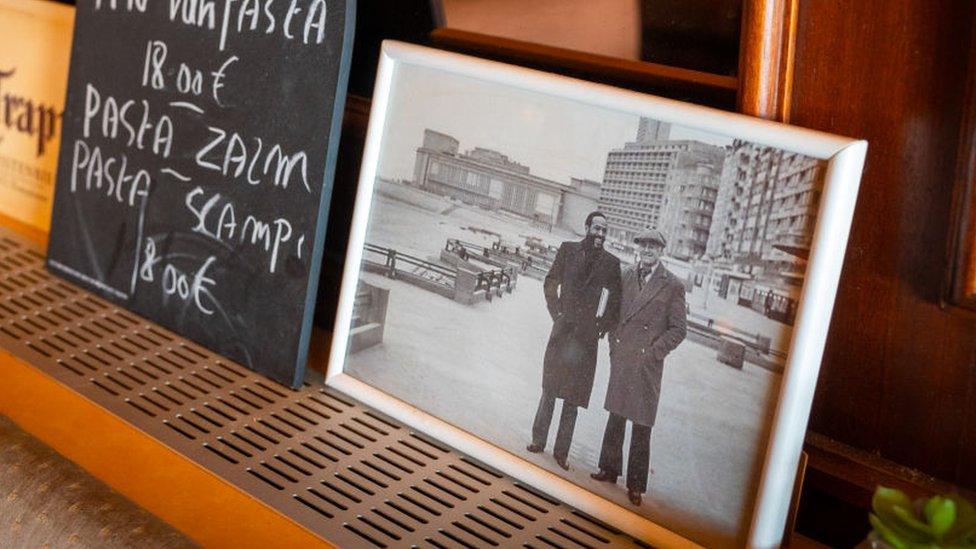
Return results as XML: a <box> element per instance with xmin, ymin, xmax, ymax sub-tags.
<box><xmin>604</xmin><ymin>264</ymin><xmax>687</xmax><ymax>426</ymax></box>
<box><xmin>541</xmin><ymin>241</ymin><xmax>621</xmax><ymax>408</ymax></box>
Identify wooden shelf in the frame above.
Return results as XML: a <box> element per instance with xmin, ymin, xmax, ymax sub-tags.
<box><xmin>429</xmin><ymin>28</ymin><xmax>739</xmax><ymax>108</ymax></box>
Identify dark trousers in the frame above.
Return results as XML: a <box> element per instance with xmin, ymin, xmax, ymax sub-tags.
<box><xmin>597</xmin><ymin>413</ymin><xmax>652</xmax><ymax>493</ymax></box>
<box><xmin>530</xmin><ymin>389</ymin><xmax>578</xmax><ymax>461</ymax></box>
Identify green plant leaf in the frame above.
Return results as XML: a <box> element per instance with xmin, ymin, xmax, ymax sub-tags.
<box><xmin>925</xmin><ymin>496</ymin><xmax>957</xmax><ymax>539</ymax></box>
<box><xmin>871</xmin><ymin>512</ymin><xmax>933</xmax><ymax>545</ymax></box>
<box><xmin>871</xmin><ymin>513</ymin><xmax>911</xmax><ymax>549</ymax></box>
<box><xmin>875</xmin><ymin>487</ymin><xmax>914</xmax><ymax>512</ymax></box>
<box><xmin>873</xmin><ymin>487</ymin><xmax>913</xmax><ymax>528</ymax></box>
<box><xmin>945</xmin><ymin>494</ymin><xmax>976</xmax><ymax>543</ymax></box>
<box><xmin>893</xmin><ymin>504</ymin><xmax>934</xmax><ymax>536</ymax></box>
<box><xmin>872</xmin><ymin>487</ymin><xmax>933</xmax><ymax>543</ymax></box>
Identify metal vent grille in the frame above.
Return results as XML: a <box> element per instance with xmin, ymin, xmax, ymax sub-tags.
<box><xmin>0</xmin><ymin>228</ymin><xmax>646</xmax><ymax>549</ymax></box>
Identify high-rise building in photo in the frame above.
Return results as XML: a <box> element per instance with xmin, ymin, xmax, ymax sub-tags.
<box><xmin>707</xmin><ymin>139</ymin><xmax>824</xmax><ymax>274</ymax></box>
<box><xmin>598</xmin><ymin>118</ymin><xmax>725</xmax><ymax>259</ymax></box>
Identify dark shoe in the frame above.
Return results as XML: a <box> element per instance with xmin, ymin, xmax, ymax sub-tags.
<box><xmin>526</xmin><ymin>443</ymin><xmax>544</xmax><ymax>453</ymax></box>
<box><xmin>555</xmin><ymin>456</ymin><xmax>570</xmax><ymax>471</ymax></box>
<box><xmin>627</xmin><ymin>489</ymin><xmax>642</xmax><ymax>506</ymax></box>
<box><xmin>590</xmin><ymin>469</ymin><xmax>617</xmax><ymax>483</ymax></box>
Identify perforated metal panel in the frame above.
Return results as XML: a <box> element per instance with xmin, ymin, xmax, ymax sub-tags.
<box><xmin>0</xmin><ymin>227</ymin><xmax>647</xmax><ymax>549</ymax></box>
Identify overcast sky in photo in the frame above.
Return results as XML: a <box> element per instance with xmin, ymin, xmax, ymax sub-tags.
<box><xmin>377</xmin><ymin>63</ymin><xmax>735</xmax><ymax>185</ymax></box>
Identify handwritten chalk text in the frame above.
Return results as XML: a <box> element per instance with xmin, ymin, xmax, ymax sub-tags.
<box><xmin>142</xmin><ymin>40</ymin><xmax>236</xmax><ymax>106</ymax></box>
<box><xmin>94</xmin><ymin>0</ymin><xmax>148</xmax><ymax>12</ymax></box>
<box><xmin>167</xmin><ymin>0</ymin><xmax>329</xmax><ymax>51</ymax></box>
<box><xmin>139</xmin><ymin>237</ymin><xmax>218</xmax><ymax>315</ymax></box>
<box><xmin>185</xmin><ymin>187</ymin><xmax>301</xmax><ymax>274</ymax></box>
<box><xmin>83</xmin><ymin>84</ymin><xmax>173</xmax><ymax>158</ymax></box>
<box><xmin>195</xmin><ymin>126</ymin><xmax>310</xmax><ymax>192</ymax></box>
<box><xmin>69</xmin><ymin>139</ymin><xmax>151</xmax><ymax>207</ymax></box>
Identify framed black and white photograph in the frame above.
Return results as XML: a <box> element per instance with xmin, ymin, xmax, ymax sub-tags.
<box><xmin>327</xmin><ymin>41</ymin><xmax>866</xmax><ymax>548</ymax></box>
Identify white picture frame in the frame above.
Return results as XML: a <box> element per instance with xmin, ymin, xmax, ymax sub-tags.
<box><xmin>327</xmin><ymin>40</ymin><xmax>866</xmax><ymax>548</ymax></box>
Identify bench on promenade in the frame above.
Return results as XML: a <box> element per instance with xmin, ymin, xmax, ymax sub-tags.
<box><xmin>686</xmin><ymin>310</ymin><xmax>785</xmax><ymax>373</ymax></box>
<box><xmin>348</xmin><ymin>282</ymin><xmax>389</xmax><ymax>353</ymax></box>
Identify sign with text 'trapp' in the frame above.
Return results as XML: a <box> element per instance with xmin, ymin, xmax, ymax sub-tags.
<box><xmin>0</xmin><ymin>0</ymin><xmax>74</xmax><ymax>231</ymax></box>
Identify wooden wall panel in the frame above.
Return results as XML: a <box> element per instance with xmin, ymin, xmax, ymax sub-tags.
<box><xmin>947</xmin><ymin>37</ymin><xmax>976</xmax><ymax>309</ymax></box>
<box><xmin>879</xmin><ymin>305</ymin><xmax>974</xmax><ymax>479</ymax></box>
<box><xmin>791</xmin><ymin>0</ymin><xmax>976</xmax><ymax>488</ymax></box>
<box><xmin>737</xmin><ymin>0</ymin><xmax>798</xmax><ymax>121</ymax></box>
<box><xmin>958</xmin><ymin>355</ymin><xmax>976</xmax><ymax>486</ymax></box>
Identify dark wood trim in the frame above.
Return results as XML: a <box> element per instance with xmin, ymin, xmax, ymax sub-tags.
<box><xmin>947</xmin><ymin>25</ymin><xmax>976</xmax><ymax>310</ymax></box>
<box><xmin>427</xmin><ymin>0</ymin><xmax>446</xmax><ymax>28</ymax></box>
<box><xmin>803</xmin><ymin>432</ymin><xmax>976</xmax><ymax>509</ymax></box>
<box><xmin>783</xmin><ymin>451</ymin><xmax>809</xmax><ymax>546</ymax></box>
<box><xmin>428</xmin><ymin>28</ymin><xmax>738</xmax><ymax>107</ymax></box>
<box><xmin>738</xmin><ymin>0</ymin><xmax>798</xmax><ymax>121</ymax></box>
<box><xmin>341</xmin><ymin>93</ymin><xmax>371</xmax><ymax>139</ymax></box>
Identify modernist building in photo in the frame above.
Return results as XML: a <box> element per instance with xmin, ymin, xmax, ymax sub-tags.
<box><xmin>706</xmin><ymin>139</ymin><xmax>824</xmax><ymax>274</ymax></box>
<box><xmin>412</xmin><ymin>130</ymin><xmax>567</xmax><ymax>226</ymax></box>
<box><xmin>598</xmin><ymin>118</ymin><xmax>726</xmax><ymax>259</ymax></box>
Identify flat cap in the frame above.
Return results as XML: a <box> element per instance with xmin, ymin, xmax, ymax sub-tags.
<box><xmin>634</xmin><ymin>229</ymin><xmax>667</xmax><ymax>247</ymax></box>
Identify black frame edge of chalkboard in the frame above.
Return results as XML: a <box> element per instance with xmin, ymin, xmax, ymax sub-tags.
<box><xmin>293</xmin><ymin>0</ymin><xmax>358</xmax><ymax>389</ymax></box>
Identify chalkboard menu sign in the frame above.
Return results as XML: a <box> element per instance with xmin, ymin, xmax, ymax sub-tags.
<box><xmin>46</xmin><ymin>0</ymin><xmax>355</xmax><ymax>388</ymax></box>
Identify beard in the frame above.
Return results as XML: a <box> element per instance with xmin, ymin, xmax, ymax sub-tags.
<box><xmin>583</xmin><ymin>234</ymin><xmax>604</xmax><ymax>249</ymax></box>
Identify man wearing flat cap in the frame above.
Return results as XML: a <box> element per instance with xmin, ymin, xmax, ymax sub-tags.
<box><xmin>528</xmin><ymin>211</ymin><xmax>621</xmax><ymax>470</ymax></box>
<box><xmin>591</xmin><ymin>229</ymin><xmax>687</xmax><ymax>506</ymax></box>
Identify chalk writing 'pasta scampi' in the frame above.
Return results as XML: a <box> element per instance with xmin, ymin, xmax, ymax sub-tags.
<box><xmin>185</xmin><ymin>187</ymin><xmax>302</xmax><ymax>275</ymax></box>
<box><xmin>63</xmin><ymin>0</ymin><xmax>335</xmax><ymax>345</ymax></box>
<box><xmin>69</xmin><ymin>140</ymin><xmax>151</xmax><ymax>207</ymax></box>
